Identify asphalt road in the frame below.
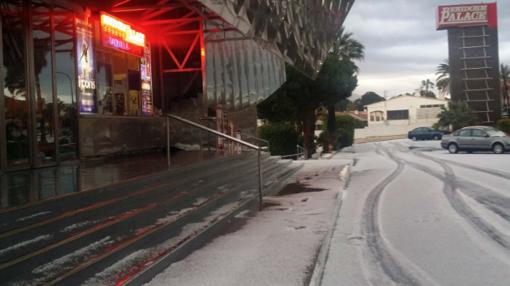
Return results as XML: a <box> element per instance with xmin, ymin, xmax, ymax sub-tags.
<box><xmin>321</xmin><ymin>139</ymin><xmax>510</xmax><ymax>286</ymax></box>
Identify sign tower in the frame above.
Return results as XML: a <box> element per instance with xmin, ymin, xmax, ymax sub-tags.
<box><xmin>437</xmin><ymin>2</ymin><xmax>500</xmax><ymax>123</ymax></box>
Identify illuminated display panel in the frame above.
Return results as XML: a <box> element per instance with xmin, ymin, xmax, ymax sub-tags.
<box><xmin>436</xmin><ymin>3</ymin><xmax>497</xmax><ymax>30</ymax></box>
<box><xmin>76</xmin><ymin>16</ymin><xmax>96</xmax><ymax>113</ymax></box>
<box><xmin>141</xmin><ymin>44</ymin><xmax>153</xmax><ymax>115</ymax></box>
<box><xmin>100</xmin><ymin>13</ymin><xmax>145</xmax><ymax>56</ymax></box>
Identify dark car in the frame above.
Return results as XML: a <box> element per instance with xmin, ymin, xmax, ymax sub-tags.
<box><xmin>441</xmin><ymin>126</ymin><xmax>510</xmax><ymax>154</ymax></box>
<box><xmin>408</xmin><ymin>127</ymin><xmax>444</xmax><ymax>141</ymax></box>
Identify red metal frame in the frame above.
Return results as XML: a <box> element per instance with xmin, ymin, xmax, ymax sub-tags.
<box><xmin>106</xmin><ymin>0</ymin><xmax>220</xmax><ymax>112</ymax></box>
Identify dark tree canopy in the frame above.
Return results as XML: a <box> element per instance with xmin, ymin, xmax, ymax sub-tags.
<box><xmin>354</xmin><ymin>91</ymin><xmax>385</xmax><ymax>111</ymax></box>
<box><xmin>257</xmin><ymin>65</ymin><xmax>319</xmax><ymax>158</ymax></box>
<box><xmin>257</xmin><ymin>27</ymin><xmax>364</xmax><ymax>157</ymax></box>
<box><xmin>335</xmin><ymin>99</ymin><xmax>355</xmax><ymax>112</ymax></box>
<box><xmin>420</xmin><ymin>79</ymin><xmax>436</xmax><ymax>98</ymax></box>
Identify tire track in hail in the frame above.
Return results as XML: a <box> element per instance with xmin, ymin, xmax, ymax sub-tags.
<box><xmin>393</xmin><ymin>141</ymin><xmax>510</xmax><ymax>180</ymax></box>
<box><xmin>436</xmin><ymin>157</ymin><xmax>510</xmax><ymax>181</ymax></box>
<box><xmin>393</xmin><ymin>153</ymin><xmax>510</xmax><ymax>223</ymax></box>
<box><xmin>360</xmin><ymin>144</ymin><xmax>422</xmax><ymax>286</ymax></box>
<box><xmin>412</xmin><ymin>151</ymin><xmax>510</xmax><ymax>250</ymax></box>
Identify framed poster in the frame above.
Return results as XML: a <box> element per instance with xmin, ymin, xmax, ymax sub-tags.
<box><xmin>76</xmin><ymin>15</ymin><xmax>96</xmax><ymax>113</ymax></box>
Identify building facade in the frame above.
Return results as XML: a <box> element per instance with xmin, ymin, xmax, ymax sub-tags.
<box><xmin>355</xmin><ymin>95</ymin><xmax>448</xmax><ymax>139</ymax></box>
<box><xmin>0</xmin><ymin>0</ymin><xmax>354</xmax><ymax>172</ymax></box>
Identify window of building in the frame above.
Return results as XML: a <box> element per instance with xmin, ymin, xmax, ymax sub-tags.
<box><xmin>2</xmin><ymin>0</ymin><xmax>30</xmax><ymax>166</ymax></box>
<box><xmin>96</xmin><ymin>49</ymin><xmax>142</xmax><ymax>116</ymax></box>
<box><xmin>387</xmin><ymin>110</ymin><xmax>409</xmax><ymax>120</ymax></box>
<box><xmin>54</xmin><ymin>8</ymin><xmax>78</xmax><ymax>159</ymax></box>
<box><xmin>369</xmin><ymin>111</ymin><xmax>384</xmax><ymax>122</ymax></box>
<box><xmin>420</xmin><ymin>104</ymin><xmax>445</xmax><ymax>108</ymax></box>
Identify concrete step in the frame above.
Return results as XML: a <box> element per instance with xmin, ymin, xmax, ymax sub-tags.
<box><xmin>0</xmin><ymin>156</ymin><xmax>276</xmax><ymax>265</ymax></box>
<box><xmin>0</xmin><ymin>153</ymin><xmax>268</xmax><ymax>233</ymax></box>
<box><xmin>0</xmin><ymin>154</ymin><xmax>300</xmax><ymax>286</ymax></box>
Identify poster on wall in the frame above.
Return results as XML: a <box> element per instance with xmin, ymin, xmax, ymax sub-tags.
<box><xmin>141</xmin><ymin>44</ymin><xmax>153</xmax><ymax>115</ymax></box>
<box><xmin>128</xmin><ymin>90</ymin><xmax>139</xmax><ymax>116</ymax></box>
<box><xmin>76</xmin><ymin>16</ymin><xmax>96</xmax><ymax>113</ymax></box>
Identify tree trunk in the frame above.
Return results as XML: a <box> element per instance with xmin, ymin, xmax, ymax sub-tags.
<box><xmin>302</xmin><ymin>110</ymin><xmax>316</xmax><ymax>159</ymax></box>
<box><xmin>327</xmin><ymin>105</ymin><xmax>336</xmax><ymax>134</ymax></box>
<box><xmin>505</xmin><ymin>85</ymin><xmax>509</xmax><ymax>109</ymax></box>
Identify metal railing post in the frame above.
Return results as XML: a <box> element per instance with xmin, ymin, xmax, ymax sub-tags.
<box><xmin>167</xmin><ymin>113</ymin><xmax>265</xmax><ymax>210</ymax></box>
<box><xmin>258</xmin><ymin>148</ymin><xmax>263</xmax><ymax>210</ymax></box>
<box><xmin>166</xmin><ymin>116</ymin><xmax>171</xmax><ymax>168</ymax></box>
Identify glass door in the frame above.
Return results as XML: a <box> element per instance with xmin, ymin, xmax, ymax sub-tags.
<box><xmin>31</xmin><ymin>0</ymin><xmax>57</xmax><ymax>166</ymax></box>
<box><xmin>1</xmin><ymin>0</ymin><xmax>31</xmax><ymax>169</ymax></box>
<box><xmin>54</xmin><ymin>7</ymin><xmax>77</xmax><ymax>160</ymax></box>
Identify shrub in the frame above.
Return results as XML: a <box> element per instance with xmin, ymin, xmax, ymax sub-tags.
<box><xmin>497</xmin><ymin>119</ymin><xmax>510</xmax><ymax>135</ymax></box>
<box><xmin>323</xmin><ymin>115</ymin><xmax>359</xmax><ymax>150</ymax></box>
<box><xmin>258</xmin><ymin>123</ymin><xmax>298</xmax><ymax>156</ymax></box>
<box><xmin>316</xmin><ymin>130</ymin><xmax>330</xmax><ymax>152</ymax></box>
<box><xmin>436</xmin><ymin>101</ymin><xmax>477</xmax><ymax>131</ymax></box>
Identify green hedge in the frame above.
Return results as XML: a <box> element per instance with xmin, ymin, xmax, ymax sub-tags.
<box><xmin>334</xmin><ymin>115</ymin><xmax>355</xmax><ymax>149</ymax></box>
<box><xmin>497</xmin><ymin>119</ymin><xmax>510</xmax><ymax>135</ymax></box>
<box><xmin>258</xmin><ymin>123</ymin><xmax>298</xmax><ymax>156</ymax></box>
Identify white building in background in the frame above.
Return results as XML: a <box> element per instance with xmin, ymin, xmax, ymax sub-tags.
<box><xmin>355</xmin><ymin>95</ymin><xmax>449</xmax><ymax>139</ymax></box>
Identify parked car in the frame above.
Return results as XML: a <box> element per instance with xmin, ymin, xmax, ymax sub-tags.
<box><xmin>441</xmin><ymin>126</ymin><xmax>510</xmax><ymax>154</ymax></box>
<box><xmin>408</xmin><ymin>127</ymin><xmax>445</xmax><ymax>141</ymax></box>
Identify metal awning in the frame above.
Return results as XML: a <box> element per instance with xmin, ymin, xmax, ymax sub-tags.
<box><xmin>74</xmin><ymin>0</ymin><xmax>355</xmax><ymax>77</ymax></box>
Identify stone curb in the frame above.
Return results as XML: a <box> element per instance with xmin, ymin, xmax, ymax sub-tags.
<box><xmin>307</xmin><ymin>163</ymin><xmax>351</xmax><ymax>286</ymax></box>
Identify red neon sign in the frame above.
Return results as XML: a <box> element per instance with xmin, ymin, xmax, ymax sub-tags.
<box><xmin>436</xmin><ymin>3</ymin><xmax>497</xmax><ymax>30</ymax></box>
<box><xmin>100</xmin><ymin>13</ymin><xmax>145</xmax><ymax>56</ymax></box>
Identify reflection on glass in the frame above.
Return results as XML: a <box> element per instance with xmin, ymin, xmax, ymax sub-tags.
<box><xmin>97</xmin><ymin>50</ymin><xmax>142</xmax><ymax>116</ymax></box>
<box><xmin>2</xmin><ymin>0</ymin><xmax>30</xmax><ymax>166</ymax></box>
<box><xmin>97</xmin><ymin>51</ymin><xmax>113</xmax><ymax>114</ymax></box>
<box><xmin>7</xmin><ymin>173</ymin><xmax>32</xmax><ymax>207</ymax></box>
<box><xmin>112</xmin><ymin>53</ymin><xmax>128</xmax><ymax>116</ymax></box>
<box><xmin>32</xmin><ymin>1</ymin><xmax>56</xmax><ymax>163</ymax></box>
<box><xmin>55</xmin><ymin>12</ymin><xmax>77</xmax><ymax>159</ymax></box>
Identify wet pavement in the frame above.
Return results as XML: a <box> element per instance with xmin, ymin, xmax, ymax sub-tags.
<box><xmin>0</xmin><ymin>150</ymin><xmax>233</xmax><ymax>210</ymax></box>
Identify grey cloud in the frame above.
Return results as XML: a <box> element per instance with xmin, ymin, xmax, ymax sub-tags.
<box><xmin>344</xmin><ymin>0</ymin><xmax>510</xmax><ymax>97</ymax></box>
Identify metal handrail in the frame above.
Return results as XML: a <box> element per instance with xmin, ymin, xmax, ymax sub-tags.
<box><xmin>280</xmin><ymin>144</ymin><xmax>305</xmax><ymax>159</ymax></box>
<box><xmin>166</xmin><ymin>113</ymin><xmax>264</xmax><ymax>210</ymax></box>
<box><xmin>241</xmin><ymin>133</ymin><xmax>270</xmax><ymax>150</ymax></box>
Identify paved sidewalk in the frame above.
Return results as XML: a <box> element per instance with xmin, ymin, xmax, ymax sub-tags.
<box><xmin>144</xmin><ymin>159</ymin><xmax>351</xmax><ymax>286</ymax></box>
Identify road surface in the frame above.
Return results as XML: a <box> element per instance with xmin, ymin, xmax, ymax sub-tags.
<box><xmin>322</xmin><ymin>139</ymin><xmax>510</xmax><ymax>286</ymax></box>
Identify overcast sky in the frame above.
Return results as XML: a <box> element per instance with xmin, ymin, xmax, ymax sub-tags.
<box><xmin>343</xmin><ymin>0</ymin><xmax>510</xmax><ymax>98</ymax></box>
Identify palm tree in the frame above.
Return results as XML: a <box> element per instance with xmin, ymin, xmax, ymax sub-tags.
<box><xmin>324</xmin><ymin>27</ymin><xmax>364</xmax><ymax>134</ymax></box>
<box><xmin>420</xmin><ymin>79</ymin><xmax>435</xmax><ymax>98</ymax></box>
<box><xmin>436</xmin><ymin>60</ymin><xmax>450</xmax><ymax>97</ymax></box>
<box><xmin>330</xmin><ymin>27</ymin><xmax>365</xmax><ymax>61</ymax></box>
<box><xmin>500</xmin><ymin>64</ymin><xmax>510</xmax><ymax>110</ymax></box>
<box><xmin>435</xmin><ymin>101</ymin><xmax>477</xmax><ymax>131</ymax></box>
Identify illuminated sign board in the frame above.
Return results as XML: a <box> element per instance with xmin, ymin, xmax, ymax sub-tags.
<box><xmin>141</xmin><ymin>44</ymin><xmax>153</xmax><ymax>115</ymax></box>
<box><xmin>436</xmin><ymin>3</ymin><xmax>497</xmax><ymax>30</ymax></box>
<box><xmin>76</xmin><ymin>16</ymin><xmax>96</xmax><ymax>113</ymax></box>
<box><xmin>100</xmin><ymin>13</ymin><xmax>145</xmax><ymax>56</ymax></box>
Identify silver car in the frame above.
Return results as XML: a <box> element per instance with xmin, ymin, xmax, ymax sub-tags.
<box><xmin>441</xmin><ymin>126</ymin><xmax>510</xmax><ymax>154</ymax></box>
